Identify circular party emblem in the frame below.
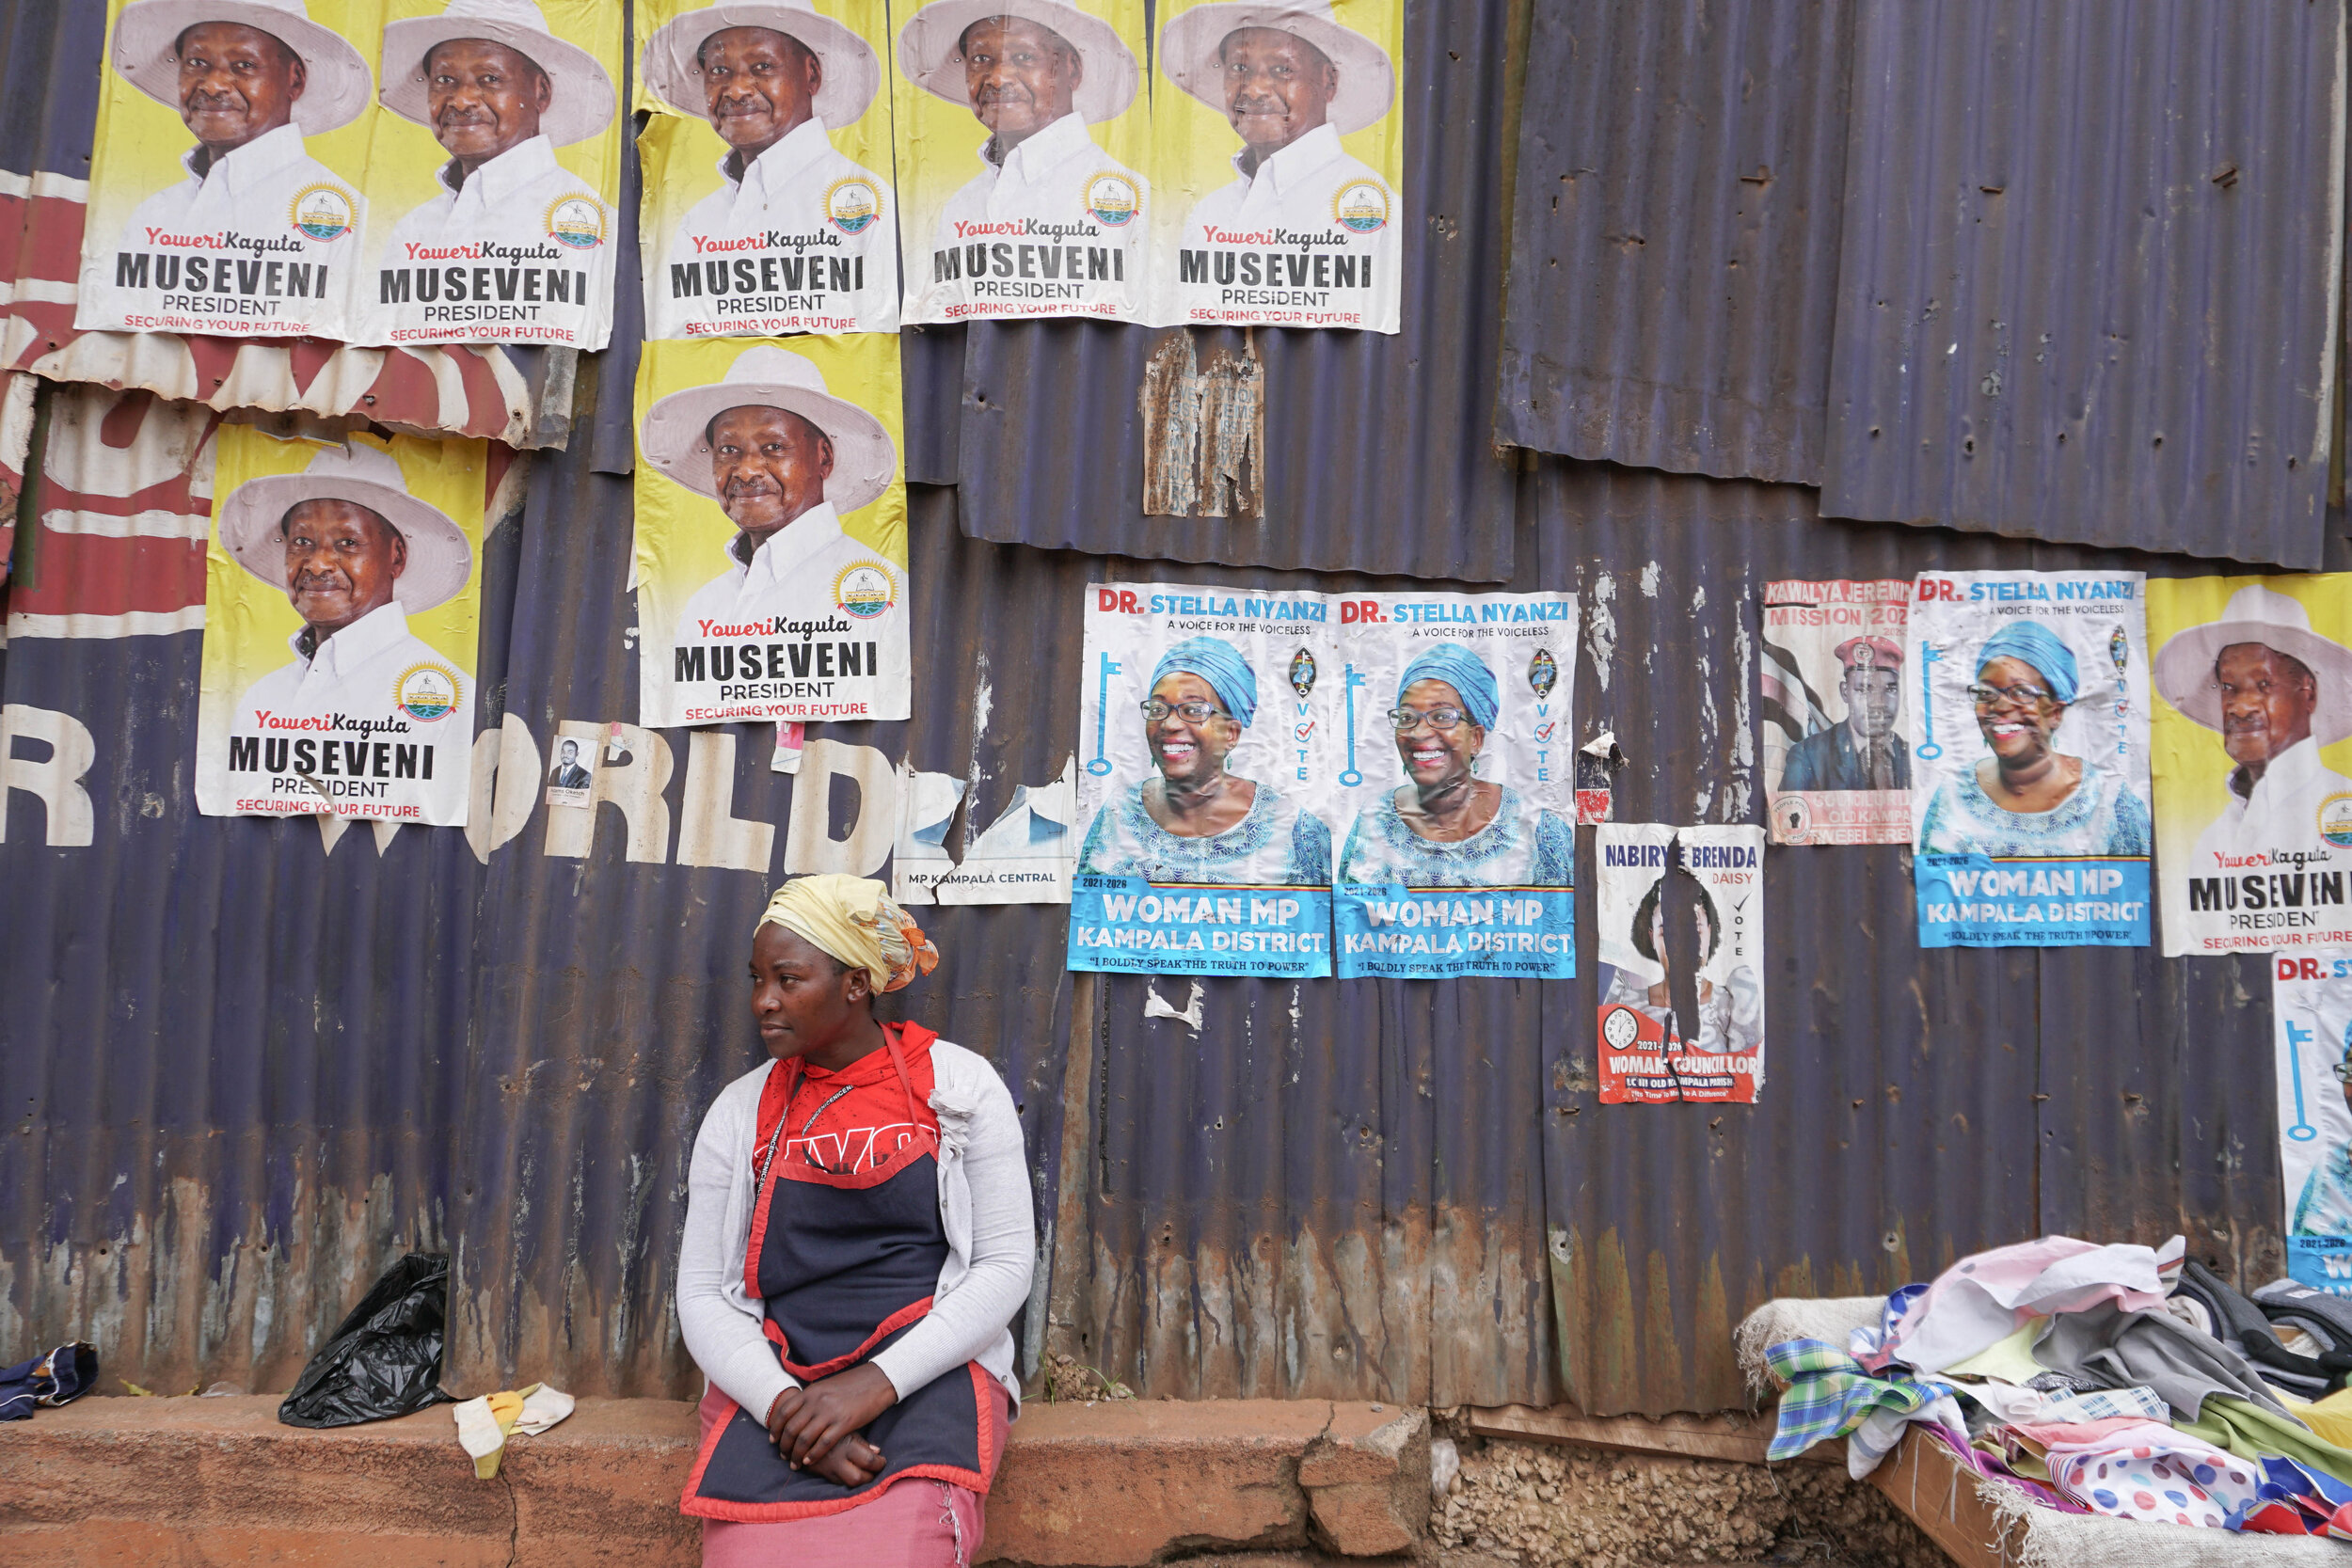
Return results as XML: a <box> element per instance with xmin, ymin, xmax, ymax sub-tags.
<box><xmin>393</xmin><ymin>663</ymin><xmax>462</xmax><ymax>722</ymax></box>
<box><xmin>1600</xmin><ymin>1006</ymin><xmax>1643</xmax><ymax>1053</ymax></box>
<box><xmin>546</xmin><ymin>196</ymin><xmax>606</xmax><ymax>249</ymax></box>
<box><xmin>2321</xmin><ymin>793</ymin><xmax>2352</xmax><ymax>848</ymax></box>
<box><xmin>1331</xmin><ymin>179</ymin><xmax>1390</xmax><ymax>234</ymax></box>
<box><xmin>289</xmin><ymin>184</ymin><xmax>355</xmax><ymax>242</ymax></box>
<box><xmin>834</xmin><ymin>562</ymin><xmax>896</xmax><ymax>621</ymax></box>
<box><xmin>824</xmin><ymin>177</ymin><xmax>882</xmax><ymax>236</ymax></box>
<box><xmin>1084</xmin><ymin>172</ymin><xmax>1139</xmax><ymax>229</ymax></box>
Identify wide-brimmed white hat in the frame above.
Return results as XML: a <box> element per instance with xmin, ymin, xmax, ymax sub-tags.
<box><xmin>897</xmin><ymin>0</ymin><xmax>1137</xmax><ymax>125</ymax></box>
<box><xmin>111</xmin><ymin>0</ymin><xmax>373</xmax><ymax>136</ymax></box>
<box><xmin>218</xmin><ymin>440</ymin><xmax>472</xmax><ymax>614</ymax></box>
<box><xmin>2153</xmin><ymin>582</ymin><xmax>2352</xmax><ymax>749</ymax></box>
<box><xmin>639</xmin><ymin>345</ymin><xmax>898</xmax><ymax>516</ymax></box>
<box><xmin>380</xmin><ymin>0</ymin><xmax>615</xmax><ymax>149</ymax></box>
<box><xmin>1160</xmin><ymin>1</ymin><xmax>1393</xmax><ymax>136</ymax></box>
<box><xmin>642</xmin><ymin>1</ymin><xmax>881</xmax><ymax>131</ymax></box>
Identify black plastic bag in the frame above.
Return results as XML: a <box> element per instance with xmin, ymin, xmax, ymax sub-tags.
<box><xmin>278</xmin><ymin>1251</ymin><xmax>456</xmax><ymax>1428</ymax></box>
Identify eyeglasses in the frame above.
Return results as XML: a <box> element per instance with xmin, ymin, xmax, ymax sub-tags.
<box><xmin>1968</xmin><ymin>682</ymin><xmax>2055</xmax><ymax>709</ymax></box>
<box><xmin>1387</xmin><ymin>706</ymin><xmax>1471</xmax><ymax>732</ymax></box>
<box><xmin>1141</xmin><ymin>699</ymin><xmax>1230</xmax><ymax>724</ymax></box>
<box><xmin>2333</xmin><ymin>1060</ymin><xmax>2352</xmax><ymax>1085</ymax></box>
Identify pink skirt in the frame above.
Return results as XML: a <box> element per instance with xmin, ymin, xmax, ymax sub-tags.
<box><xmin>696</xmin><ymin>1376</ymin><xmax>1012</xmax><ymax>1568</ymax></box>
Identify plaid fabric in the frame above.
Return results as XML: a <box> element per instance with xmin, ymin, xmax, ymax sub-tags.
<box><xmin>2036</xmin><ymin>1385</ymin><xmax>2169</xmax><ymax>1425</ymax></box>
<box><xmin>1766</xmin><ymin>1337</ymin><xmax>1949</xmax><ymax>1461</ymax></box>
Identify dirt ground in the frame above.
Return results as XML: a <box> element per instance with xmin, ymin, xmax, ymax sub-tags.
<box><xmin>1432</xmin><ymin>1433</ymin><xmax>1948</xmax><ymax>1568</ymax></box>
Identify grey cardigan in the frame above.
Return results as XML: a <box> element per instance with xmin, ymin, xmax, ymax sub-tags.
<box><xmin>676</xmin><ymin>1038</ymin><xmax>1034</xmax><ymax>1424</ymax></box>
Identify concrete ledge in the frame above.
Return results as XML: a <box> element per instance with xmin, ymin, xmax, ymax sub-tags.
<box><xmin>0</xmin><ymin>1395</ymin><xmax>1430</xmax><ymax>1566</ymax></box>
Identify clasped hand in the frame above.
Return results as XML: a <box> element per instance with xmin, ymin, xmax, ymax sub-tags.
<box><xmin>764</xmin><ymin>1363</ymin><xmax>900</xmax><ymax>1487</ymax></box>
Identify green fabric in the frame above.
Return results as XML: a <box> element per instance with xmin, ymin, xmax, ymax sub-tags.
<box><xmin>1945</xmin><ymin>1320</ymin><xmax>2046</xmax><ymax>1384</ymax></box>
<box><xmin>2180</xmin><ymin>1394</ymin><xmax>2352</xmax><ymax>1485</ymax></box>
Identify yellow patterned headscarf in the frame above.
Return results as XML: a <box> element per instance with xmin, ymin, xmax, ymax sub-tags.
<box><xmin>755</xmin><ymin>875</ymin><xmax>940</xmax><ymax>993</ymax></box>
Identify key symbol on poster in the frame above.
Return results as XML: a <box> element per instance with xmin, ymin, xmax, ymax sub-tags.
<box><xmin>2290</xmin><ymin>1019</ymin><xmax>2321</xmax><ymax>1141</ymax></box>
<box><xmin>1915</xmin><ymin>644</ymin><xmax>1945</xmax><ymax>761</ymax></box>
<box><xmin>1338</xmin><ymin>665</ymin><xmax>1367</xmax><ymax>786</ymax></box>
<box><xmin>1088</xmin><ymin>652</ymin><xmax>1122</xmax><ymax>776</ymax></box>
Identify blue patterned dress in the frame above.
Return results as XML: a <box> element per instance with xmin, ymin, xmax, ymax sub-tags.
<box><xmin>1916</xmin><ymin>765</ymin><xmax>2152</xmax><ymax>857</ymax></box>
<box><xmin>1077</xmin><ymin>779</ymin><xmax>1332</xmax><ymax>885</ymax></box>
<box><xmin>1337</xmin><ymin>784</ymin><xmax>1576</xmax><ymax>888</ymax></box>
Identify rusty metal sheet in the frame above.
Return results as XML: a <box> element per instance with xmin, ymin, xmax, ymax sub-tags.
<box><xmin>951</xmin><ymin>0</ymin><xmax>1520</xmax><ymax>581</ymax></box>
<box><xmin>1820</xmin><ymin>0</ymin><xmax>2344</xmax><ymax>565</ymax></box>
<box><xmin>1496</xmin><ymin>0</ymin><xmax>1856</xmax><ymax>485</ymax></box>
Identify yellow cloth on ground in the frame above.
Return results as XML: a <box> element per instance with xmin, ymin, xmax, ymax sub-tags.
<box><xmin>2296</xmin><ymin>1386</ymin><xmax>2352</xmax><ymax>1450</ymax></box>
<box><xmin>756</xmin><ymin>874</ymin><xmax>939</xmax><ymax>993</ymax></box>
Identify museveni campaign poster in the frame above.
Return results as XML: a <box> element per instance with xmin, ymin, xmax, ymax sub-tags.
<box><xmin>1594</xmin><ymin>824</ymin><xmax>1766</xmax><ymax>1104</ymax></box>
<box><xmin>2273</xmin><ymin>953</ymin><xmax>2352</xmax><ymax>1291</ymax></box>
<box><xmin>1150</xmin><ymin>0</ymin><xmax>1403</xmax><ymax>333</ymax></box>
<box><xmin>893</xmin><ymin>0</ymin><xmax>1152</xmax><ymax>325</ymax></box>
<box><xmin>197</xmin><ymin>425</ymin><xmax>486</xmax><ymax>825</ymax></box>
<box><xmin>1761</xmin><ymin>578</ymin><xmax>1911</xmax><ymax>846</ymax></box>
<box><xmin>638</xmin><ymin>0</ymin><xmax>900</xmax><ymax>338</ymax></box>
<box><xmin>2151</xmin><ymin>575</ymin><xmax>2352</xmax><ymax>957</ymax></box>
<box><xmin>81</xmin><ymin>0</ymin><xmax>380</xmax><ymax>340</ymax></box>
<box><xmin>1070</xmin><ymin>583</ymin><xmax>1337</xmax><ymax>978</ymax></box>
<box><xmin>633</xmin><ymin>335</ymin><xmax>910</xmax><ymax>727</ymax></box>
<box><xmin>358</xmin><ymin>0</ymin><xmax>625</xmax><ymax>349</ymax></box>
<box><xmin>1329</xmin><ymin>592</ymin><xmax>1576</xmax><ymax>980</ymax></box>
<box><xmin>1906</xmin><ymin>570</ymin><xmax>2152</xmax><ymax>948</ymax></box>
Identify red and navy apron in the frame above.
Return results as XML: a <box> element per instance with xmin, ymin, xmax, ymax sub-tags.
<box><xmin>682</xmin><ymin>1022</ymin><xmax>996</xmax><ymax>1521</ymax></box>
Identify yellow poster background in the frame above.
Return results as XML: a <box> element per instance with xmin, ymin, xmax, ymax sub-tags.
<box><xmin>2148</xmin><ymin>574</ymin><xmax>2352</xmax><ymax>879</ymax></box>
<box><xmin>888</xmin><ymin>0</ymin><xmax>1152</xmax><ymax>271</ymax></box>
<box><xmin>631</xmin><ymin>334</ymin><xmax>908</xmax><ymax>632</ymax></box>
<box><xmin>198</xmin><ymin>425</ymin><xmax>489</xmax><ymax>749</ymax></box>
<box><xmin>1146</xmin><ymin>0</ymin><xmax>1404</xmax><ymax>261</ymax></box>
<box><xmin>636</xmin><ymin>0</ymin><xmax>897</xmax><ymax>263</ymax></box>
<box><xmin>86</xmin><ymin>0</ymin><xmax>385</xmax><ymax>261</ymax></box>
<box><xmin>361</xmin><ymin>0</ymin><xmax>626</xmax><ymax>230</ymax></box>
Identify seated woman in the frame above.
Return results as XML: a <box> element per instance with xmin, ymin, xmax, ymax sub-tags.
<box><xmin>1079</xmin><ymin>635</ymin><xmax>1331</xmax><ymax>885</ymax></box>
<box><xmin>1337</xmin><ymin>641</ymin><xmax>1572</xmax><ymax>887</ymax></box>
<box><xmin>1918</xmin><ymin>621</ymin><xmax>2151</xmax><ymax>857</ymax></box>
<box><xmin>676</xmin><ymin>875</ymin><xmax>1032</xmax><ymax>1568</ymax></box>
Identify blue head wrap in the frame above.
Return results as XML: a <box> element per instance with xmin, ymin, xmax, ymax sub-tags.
<box><xmin>1976</xmin><ymin>622</ymin><xmax>2079</xmax><ymax>704</ymax></box>
<box><xmin>1398</xmin><ymin>642</ymin><xmax>1500</xmax><ymax>729</ymax></box>
<box><xmin>1150</xmin><ymin>637</ymin><xmax>1257</xmax><ymax>728</ymax></box>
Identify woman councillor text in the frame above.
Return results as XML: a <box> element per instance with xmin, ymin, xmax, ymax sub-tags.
<box><xmin>677</xmin><ymin>875</ymin><xmax>1033</xmax><ymax>1567</ymax></box>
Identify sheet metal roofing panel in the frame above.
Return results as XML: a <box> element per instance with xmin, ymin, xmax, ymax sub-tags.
<box><xmin>1820</xmin><ymin>0</ymin><xmax>2344</xmax><ymax>566</ymax></box>
<box><xmin>952</xmin><ymin>0</ymin><xmax>1519</xmax><ymax>581</ymax></box>
<box><xmin>1526</xmin><ymin>457</ymin><xmax>2280</xmax><ymax>1415</ymax></box>
<box><xmin>1495</xmin><ymin>0</ymin><xmax>1854</xmax><ymax>484</ymax></box>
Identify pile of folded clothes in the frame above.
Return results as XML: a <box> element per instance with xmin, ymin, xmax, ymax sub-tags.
<box><xmin>1740</xmin><ymin>1236</ymin><xmax>2352</xmax><ymax>1548</ymax></box>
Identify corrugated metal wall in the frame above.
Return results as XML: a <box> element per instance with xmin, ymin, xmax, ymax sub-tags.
<box><xmin>1820</xmin><ymin>0</ymin><xmax>2345</xmax><ymax>563</ymax></box>
<box><xmin>1496</xmin><ymin>0</ymin><xmax>1855</xmax><ymax>486</ymax></box>
<box><xmin>0</xmin><ymin>0</ymin><xmax>2334</xmax><ymax>1420</ymax></box>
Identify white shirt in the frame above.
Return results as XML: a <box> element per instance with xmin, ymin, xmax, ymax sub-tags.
<box><xmin>651</xmin><ymin>118</ymin><xmax>899</xmax><ymax>338</ymax></box>
<box><xmin>676</xmin><ymin>1039</ymin><xmax>1033</xmax><ymax>1423</ymax></box>
<box><xmin>78</xmin><ymin>122</ymin><xmax>365</xmax><ymax>339</ymax></box>
<box><xmin>360</xmin><ymin>135</ymin><xmax>614</xmax><ymax>351</ymax></box>
<box><xmin>2192</xmin><ymin>736</ymin><xmax>2352</xmax><ymax>868</ymax></box>
<box><xmin>220</xmin><ymin>601</ymin><xmax>475</xmax><ymax>827</ymax></box>
<box><xmin>652</xmin><ymin>499</ymin><xmax>911</xmax><ymax>725</ymax></box>
<box><xmin>1165</xmin><ymin>122</ymin><xmax>1399</xmax><ymax>333</ymax></box>
<box><xmin>906</xmin><ymin>112</ymin><xmax>1148</xmax><ymax>324</ymax></box>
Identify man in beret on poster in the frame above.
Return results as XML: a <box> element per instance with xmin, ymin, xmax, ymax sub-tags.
<box><xmin>896</xmin><ymin>0</ymin><xmax>1148</xmax><ymax>321</ymax></box>
<box><xmin>1159</xmin><ymin>1</ymin><xmax>1398</xmax><ymax>328</ymax></box>
<box><xmin>641</xmin><ymin>0</ymin><xmax>899</xmax><ymax>337</ymax></box>
<box><xmin>1781</xmin><ymin>636</ymin><xmax>1911</xmax><ymax>792</ymax></box>
<box><xmin>366</xmin><ymin>0</ymin><xmax>617</xmax><ymax>347</ymax></box>
<box><xmin>82</xmin><ymin>0</ymin><xmax>373</xmax><ymax>336</ymax></box>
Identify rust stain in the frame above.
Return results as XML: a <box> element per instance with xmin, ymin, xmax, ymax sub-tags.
<box><xmin>1139</xmin><ymin>330</ymin><xmax>1263</xmax><ymax>519</ymax></box>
